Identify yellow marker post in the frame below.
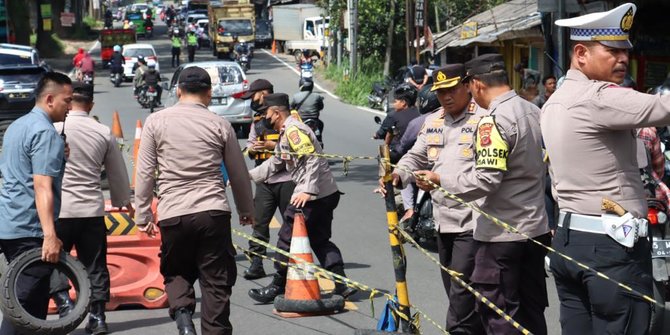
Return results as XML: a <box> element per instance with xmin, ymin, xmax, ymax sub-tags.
<box><xmin>379</xmin><ymin>145</ymin><xmax>415</xmax><ymax>333</ymax></box>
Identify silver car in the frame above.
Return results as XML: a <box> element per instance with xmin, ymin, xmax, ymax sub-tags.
<box><xmin>165</xmin><ymin>61</ymin><xmax>252</xmax><ymax>136</ymax></box>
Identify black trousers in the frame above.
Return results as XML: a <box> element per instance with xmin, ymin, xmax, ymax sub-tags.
<box><xmin>0</xmin><ymin>238</ymin><xmax>52</xmax><ymax>335</ymax></box>
<box><xmin>471</xmin><ymin>233</ymin><xmax>551</xmax><ymax>335</ymax></box>
<box><xmin>249</xmin><ymin>181</ymin><xmax>295</xmax><ymax>256</ymax></box>
<box><xmin>158</xmin><ymin>210</ymin><xmax>236</xmax><ymax>335</ymax></box>
<box><xmin>171</xmin><ymin>47</ymin><xmax>180</xmax><ymax>67</ymax></box>
<box><xmin>550</xmin><ymin>227</ymin><xmax>652</xmax><ymax>335</ymax></box>
<box><xmin>275</xmin><ymin>192</ymin><xmax>344</xmax><ymax>276</ymax></box>
<box><xmin>49</xmin><ymin>217</ymin><xmax>110</xmax><ymax>303</ymax></box>
<box><xmin>437</xmin><ymin>231</ymin><xmax>484</xmax><ymax>335</ymax></box>
<box><xmin>187</xmin><ymin>45</ymin><xmax>196</xmax><ymax>62</ymax></box>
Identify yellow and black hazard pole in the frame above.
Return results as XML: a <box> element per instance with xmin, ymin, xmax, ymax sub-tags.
<box><xmin>379</xmin><ymin>145</ymin><xmax>414</xmax><ymax>333</ymax></box>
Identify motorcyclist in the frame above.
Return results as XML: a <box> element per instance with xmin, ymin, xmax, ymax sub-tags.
<box><xmin>141</xmin><ymin>63</ymin><xmax>162</xmax><ymax>105</ymax></box>
<box><xmin>109</xmin><ymin>45</ymin><xmax>125</xmax><ymax>78</ymax></box>
<box><xmin>123</xmin><ymin>19</ymin><xmax>131</xmax><ymax>29</ymax></box>
<box><xmin>133</xmin><ymin>56</ymin><xmax>149</xmax><ymax>96</ymax></box>
<box><xmin>72</xmin><ymin>48</ymin><xmax>85</xmax><ymax>79</ymax></box>
<box><xmin>298</xmin><ymin>49</ymin><xmax>312</xmax><ymax>66</ymax></box>
<box><xmin>291</xmin><ymin>78</ymin><xmax>324</xmax><ymax>139</ymax></box>
<box><xmin>372</xmin><ymin>84</ymin><xmax>420</xmax><ymax>163</ymax></box>
<box><xmin>78</xmin><ymin>52</ymin><xmax>95</xmax><ymax>82</ymax></box>
<box><xmin>104</xmin><ymin>8</ymin><xmax>113</xmax><ymax>29</ymax></box>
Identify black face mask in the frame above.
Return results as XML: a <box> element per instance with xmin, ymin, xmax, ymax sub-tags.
<box><xmin>250</xmin><ymin>99</ymin><xmax>263</xmax><ymax>112</ymax></box>
<box><xmin>260</xmin><ymin>116</ymin><xmax>273</xmax><ymax>129</ymax></box>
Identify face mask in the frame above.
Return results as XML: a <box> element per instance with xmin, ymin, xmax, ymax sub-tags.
<box><xmin>261</xmin><ymin>116</ymin><xmax>273</xmax><ymax>129</ymax></box>
<box><xmin>250</xmin><ymin>99</ymin><xmax>263</xmax><ymax>112</ymax></box>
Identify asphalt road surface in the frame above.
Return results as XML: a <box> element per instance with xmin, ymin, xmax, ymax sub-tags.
<box><xmin>2</xmin><ymin>20</ymin><xmax>668</xmax><ymax>335</ymax></box>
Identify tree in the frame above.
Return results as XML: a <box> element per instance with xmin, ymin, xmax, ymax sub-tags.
<box><xmin>35</xmin><ymin>0</ymin><xmax>63</xmax><ymax>57</ymax></box>
<box><xmin>7</xmin><ymin>0</ymin><xmax>30</xmax><ymax>45</ymax></box>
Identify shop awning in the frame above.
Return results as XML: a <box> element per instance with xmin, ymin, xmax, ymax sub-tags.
<box><xmin>434</xmin><ymin>0</ymin><xmax>542</xmax><ymax>53</ymax></box>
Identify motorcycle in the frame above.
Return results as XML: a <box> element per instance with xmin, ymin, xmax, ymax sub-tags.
<box><xmin>82</xmin><ymin>72</ymin><xmax>94</xmax><ymax>86</ymax></box>
<box><xmin>300</xmin><ymin>62</ymin><xmax>314</xmax><ymax>82</ymax></box>
<box><xmin>137</xmin><ymin>85</ymin><xmax>159</xmax><ymax>113</ymax></box>
<box><xmin>368</xmin><ymin>67</ymin><xmax>410</xmax><ymax>113</ymax></box>
<box><xmin>109</xmin><ymin>71</ymin><xmax>122</xmax><ymax>88</ymax></box>
<box><xmin>146</xmin><ymin>25</ymin><xmax>153</xmax><ymax>39</ymax></box>
<box><xmin>648</xmin><ymin>197</ymin><xmax>670</xmax><ymax>335</ymax></box>
<box><xmin>237</xmin><ymin>54</ymin><xmax>250</xmax><ymax>73</ymax></box>
<box><xmin>401</xmin><ymin>189</ymin><xmax>437</xmax><ymax>250</ymax></box>
<box><xmin>303</xmin><ymin>118</ymin><xmax>324</xmax><ymax>148</ymax></box>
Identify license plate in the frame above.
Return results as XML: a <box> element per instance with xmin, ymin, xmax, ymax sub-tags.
<box><xmin>146</xmin><ymin>91</ymin><xmax>157</xmax><ymax>96</ymax></box>
<box><xmin>212</xmin><ymin>97</ymin><xmax>228</xmax><ymax>105</ymax></box>
<box><xmin>652</xmin><ymin>239</ymin><xmax>670</xmax><ymax>258</ymax></box>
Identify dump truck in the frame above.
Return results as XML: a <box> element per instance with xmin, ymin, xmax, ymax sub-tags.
<box><xmin>208</xmin><ymin>0</ymin><xmax>255</xmax><ymax>59</ymax></box>
<box><xmin>272</xmin><ymin>4</ymin><xmax>328</xmax><ymax>59</ymax></box>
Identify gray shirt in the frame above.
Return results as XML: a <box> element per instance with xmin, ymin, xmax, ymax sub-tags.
<box><xmin>542</xmin><ymin>69</ymin><xmax>670</xmax><ymax>218</ymax></box>
<box><xmin>54</xmin><ymin>111</ymin><xmax>131</xmax><ymax>218</ymax></box>
<box><xmin>249</xmin><ymin>115</ymin><xmax>338</xmax><ymax>199</ymax></box>
<box><xmin>396</xmin><ymin>102</ymin><xmax>484</xmax><ymax>233</ymax></box>
<box><xmin>135</xmin><ymin>101</ymin><xmax>254</xmax><ymax>225</ymax></box>
<box><xmin>441</xmin><ymin>91</ymin><xmax>549</xmax><ymax>242</ymax></box>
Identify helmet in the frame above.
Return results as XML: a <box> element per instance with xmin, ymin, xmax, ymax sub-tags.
<box><xmin>416</xmin><ymin>85</ymin><xmax>440</xmax><ymax>114</ymax></box>
<box><xmin>113</xmin><ymin>45</ymin><xmax>121</xmax><ymax>52</ymax></box>
<box><xmin>137</xmin><ymin>55</ymin><xmax>146</xmax><ymax>64</ymax></box>
<box><xmin>394</xmin><ymin>84</ymin><xmax>417</xmax><ymax>106</ymax></box>
<box><xmin>148</xmin><ymin>63</ymin><xmax>156</xmax><ymax>69</ymax></box>
<box><xmin>299</xmin><ymin>78</ymin><xmax>314</xmax><ymax>92</ymax></box>
<box><xmin>302</xmin><ymin>49</ymin><xmax>310</xmax><ymax>58</ymax></box>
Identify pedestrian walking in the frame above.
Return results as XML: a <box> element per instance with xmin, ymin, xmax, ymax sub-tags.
<box><xmin>413</xmin><ymin>54</ymin><xmax>552</xmax><ymax>334</ymax></box>
<box><xmin>543</xmin><ymin>3</ymin><xmax>666</xmax><ymax>333</ymax></box>
<box><xmin>49</xmin><ymin>82</ymin><xmax>133</xmax><ymax>334</ymax></box>
<box><xmin>387</xmin><ymin>64</ymin><xmax>486</xmax><ymax>334</ymax></box>
<box><xmin>248</xmin><ymin>93</ymin><xmax>357</xmax><ymax>303</ymax></box>
<box><xmin>241</xmin><ymin>79</ymin><xmax>296</xmax><ymax>280</ymax></box>
<box><xmin>134</xmin><ymin>66</ymin><xmax>254</xmax><ymax>335</ymax></box>
<box><xmin>0</xmin><ymin>72</ymin><xmax>72</xmax><ymax>334</ymax></box>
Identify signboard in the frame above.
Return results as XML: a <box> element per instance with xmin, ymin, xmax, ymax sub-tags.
<box><xmin>41</xmin><ymin>4</ymin><xmax>52</xmax><ymax>32</ymax></box>
<box><xmin>460</xmin><ymin>21</ymin><xmax>478</xmax><ymax>39</ymax></box>
<box><xmin>61</xmin><ymin>12</ymin><xmax>75</xmax><ymax>27</ymax></box>
<box><xmin>414</xmin><ymin>0</ymin><xmax>424</xmax><ymax>27</ymax></box>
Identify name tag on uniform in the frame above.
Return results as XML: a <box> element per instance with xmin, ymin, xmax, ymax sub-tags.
<box><xmin>280</xmin><ymin>144</ymin><xmax>292</xmax><ymax>161</ymax></box>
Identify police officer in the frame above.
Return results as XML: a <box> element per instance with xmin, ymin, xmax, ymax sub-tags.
<box><xmin>186</xmin><ymin>30</ymin><xmax>197</xmax><ymax>63</ymax></box>
<box><xmin>171</xmin><ymin>30</ymin><xmax>181</xmax><ymax>67</ymax></box>
<box><xmin>542</xmin><ymin>4</ymin><xmax>667</xmax><ymax>333</ymax></box>
<box><xmin>389</xmin><ymin>64</ymin><xmax>485</xmax><ymax>334</ymax></box>
<box><xmin>241</xmin><ymin>79</ymin><xmax>296</xmax><ymax>280</ymax></box>
<box><xmin>135</xmin><ymin>66</ymin><xmax>254</xmax><ymax>335</ymax></box>
<box><xmin>248</xmin><ymin>93</ymin><xmax>356</xmax><ymax>303</ymax></box>
<box><xmin>413</xmin><ymin>54</ymin><xmax>551</xmax><ymax>334</ymax></box>
<box><xmin>51</xmin><ymin>82</ymin><xmax>133</xmax><ymax>334</ymax></box>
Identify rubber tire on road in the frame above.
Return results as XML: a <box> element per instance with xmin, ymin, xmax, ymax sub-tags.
<box><xmin>0</xmin><ymin>248</ymin><xmax>91</xmax><ymax>335</ymax></box>
<box><xmin>650</xmin><ymin>279</ymin><xmax>669</xmax><ymax>335</ymax></box>
<box><xmin>273</xmin><ymin>294</ymin><xmax>344</xmax><ymax>314</ymax></box>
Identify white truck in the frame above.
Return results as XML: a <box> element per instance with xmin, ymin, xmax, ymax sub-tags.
<box><xmin>272</xmin><ymin>4</ymin><xmax>328</xmax><ymax>60</ymax></box>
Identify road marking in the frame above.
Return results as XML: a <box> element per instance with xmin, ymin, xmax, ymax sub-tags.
<box><xmin>269</xmin><ymin>216</ymin><xmax>281</xmax><ymax>228</ymax></box>
<box><xmin>260</xmin><ymin>49</ymin><xmax>386</xmax><ymax>117</ymax></box>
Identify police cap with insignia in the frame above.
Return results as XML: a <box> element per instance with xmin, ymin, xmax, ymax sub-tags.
<box><xmin>72</xmin><ymin>81</ymin><xmax>94</xmax><ymax>101</ymax></box>
<box><xmin>464</xmin><ymin>54</ymin><xmax>506</xmax><ymax>78</ymax></box>
<box><xmin>258</xmin><ymin>93</ymin><xmax>290</xmax><ymax>111</ymax></box>
<box><xmin>555</xmin><ymin>3</ymin><xmax>636</xmax><ymax>49</ymax></box>
<box><xmin>430</xmin><ymin>64</ymin><xmax>466</xmax><ymax>91</ymax></box>
<box><xmin>178</xmin><ymin>66</ymin><xmax>212</xmax><ymax>88</ymax></box>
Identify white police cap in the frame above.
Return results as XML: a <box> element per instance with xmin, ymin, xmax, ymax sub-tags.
<box><xmin>555</xmin><ymin>3</ymin><xmax>636</xmax><ymax>49</ymax></box>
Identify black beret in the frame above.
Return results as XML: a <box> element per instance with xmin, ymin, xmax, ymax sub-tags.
<box><xmin>258</xmin><ymin>93</ymin><xmax>289</xmax><ymax>111</ymax></box>
<box><xmin>178</xmin><ymin>66</ymin><xmax>212</xmax><ymax>88</ymax></box>
<box><xmin>72</xmin><ymin>81</ymin><xmax>94</xmax><ymax>100</ymax></box>
<box><xmin>465</xmin><ymin>54</ymin><xmax>506</xmax><ymax>77</ymax></box>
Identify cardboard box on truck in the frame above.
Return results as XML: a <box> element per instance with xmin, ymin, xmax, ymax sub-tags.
<box><xmin>208</xmin><ymin>0</ymin><xmax>255</xmax><ymax>59</ymax></box>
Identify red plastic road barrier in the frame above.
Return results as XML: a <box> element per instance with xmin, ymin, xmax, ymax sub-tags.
<box><xmin>49</xmin><ymin>199</ymin><xmax>166</xmax><ymax>313</ymax></box>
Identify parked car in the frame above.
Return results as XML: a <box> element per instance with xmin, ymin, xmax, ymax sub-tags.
<box><xmin>164</xmin><ymin>61</ymin><xmax>252</xmax><ymax>136</ymax></box>
<box><xmin>0</xmin><ymin>43</ymin><xmax>50</xmax><ymax>69</ymax></box>
<box><xmin>0</xmin><ymin>65</ymin><xmax>48</xmax><ymax>147</ymax></box>
<box><xmin>122</xmin><ymin>43</ymin><xmax>160</xmax><ymax>80</ymax></box>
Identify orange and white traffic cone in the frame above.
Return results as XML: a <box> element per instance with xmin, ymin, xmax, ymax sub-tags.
<box><xmin>131</xmin><ymin>120</ymin><xmax>142</xmax><ymax>189</ymax></box>
<box><xmin>112</xmin><ymin>111</ymin><xmax>124</xmax><ymax>144</ymax></box>
<box><xmin>273</xmin><ymin>211</ymin><xmax>345</xmax><ymax>318</ymax></box>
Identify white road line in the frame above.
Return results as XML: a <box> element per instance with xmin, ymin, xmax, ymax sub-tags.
<box><xmin>260</xmin><ymin>49</ymin><xmax>387</xmax><ymax>116</ymax></box>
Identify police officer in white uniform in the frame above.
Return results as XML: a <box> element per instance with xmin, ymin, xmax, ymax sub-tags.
<box><xmin>542</xmin><ymin>3</ymin><xmax>669</xmax><ymax>334</ymax></box>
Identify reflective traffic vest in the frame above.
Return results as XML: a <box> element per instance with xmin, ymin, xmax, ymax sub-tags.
<box><xmin>171</xmin><ymin>36</ymin><xmax>181</xmax><ymax>48</ymax></box>
<box><xmin>187</xmin><ymin>34</ymin><xmax>197</xmax><ymax>46</ymax></box>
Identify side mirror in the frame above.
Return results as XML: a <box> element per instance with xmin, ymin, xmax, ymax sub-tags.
<box><xmin>374</xmin><ymin>116</ymin><xmax>382</xmax><ymax>124</ymax></box>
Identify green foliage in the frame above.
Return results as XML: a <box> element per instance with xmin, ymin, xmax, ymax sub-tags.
<box><xmin>83</xmin><ymin>15</ymin><xmax>103</xmax><ymax>30</ymax></box>
<box><xmin>322</xmin><ymin>57</ymin><xmax>383</xmax><ymax>106</ymax></box>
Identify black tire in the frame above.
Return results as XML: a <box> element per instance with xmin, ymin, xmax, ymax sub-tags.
<box><xmin>274</xmin><ymin>294</ymin><xmax>344</xmax><ymax>314</ymax></box>
<box><xmin>381</xmin><ymin>95</ymin><xmax>389</xmax><ymax>113</ymax></box>
<box><xmin>650</xmin><ymin>280</ymin><xmax>668</xmax><ymax>335</ymax></box>
<box><xmin>293</xmin><ymin>50</ymin><xmax>302</xmax><ymax>63</ymax></box>
<box><xmin>0</xmin><ymin>249</ymin><xmax>91</xmax><ymax>335</ymax></box>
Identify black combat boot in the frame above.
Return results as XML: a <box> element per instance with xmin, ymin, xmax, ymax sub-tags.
<box><xmin>331</xmin><ymin>265</ymin><xmax>358</xmax><ymax>299</ymax></box>
<box><xmin>243</xmin><ymin>256</ymin><xmax>266</xmax><ymax>280</ymax></box>
<box><xmin>52</xmin><ymin>290</ymin><xmax>75</xmax><ymax>318</ymax></box>
<box><xmin>248</xmin><ymin>273</ymin><xmax>285</xmax><ymax>304</ymax></box>
<box><xmin>85</xmin><ymin>302</ymin><xmax>109</xmax><ymax>334</ymax></box>
<box><xmin>174</xmin><ymin>308</ymin><xmax>197</xmax><ymax>335</ymax></box>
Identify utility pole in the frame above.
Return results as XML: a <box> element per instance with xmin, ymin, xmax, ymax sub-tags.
<box><xmin>348</xmin><ymin>0</ymin><xmax>357</xmax><ymax>77</ymax></box>
<box><xmin>557</xmin><ymin>0</ymin><xmax>566</xmax><ymax>73</ymax></box>
<box><xmin>405</xmin><ymin>0</ymin><xmax>410</xmax><ymax>65</ymax></box>
<box><xmin>434</xmin><ymin>1</ymin><xmax>440</xmax><ymax>33</ymax></box>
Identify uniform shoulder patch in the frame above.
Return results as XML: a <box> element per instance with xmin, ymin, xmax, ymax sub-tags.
<box><xmin>474</xmin><ymin>115</ymin><xmax>509</xmax><ymax>171</ymax></box>
<box><xmin>286</xmin><ymin>125</ymin><xmax>315</xmax><ymax>155</ymax></box>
